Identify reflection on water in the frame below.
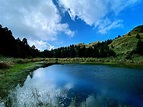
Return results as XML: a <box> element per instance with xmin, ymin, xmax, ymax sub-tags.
<box><xmin>1</xmin><ymin>64</ymin><xmax>143</xmax><ymax>107</ymax></box>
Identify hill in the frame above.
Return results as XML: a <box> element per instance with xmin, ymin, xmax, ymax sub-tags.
<box><xmin>128</xmin><ymin>25</ymin><xmax>143</xmax><ymax>35</ymax></box>
<box><xmin>41</xmin><ymin>24</ymin><xmax>143</xmax><ymax>60</ymax></box>
<box><xmin>0</xmin><ymin>24</ymin><xmax>143</xmax><ymax>60</ymax></box>
<box><xmin>110</xmin><ymin>25</ymin><xmax>143</xmax><ymax>57</ymax></box>
<box><xmin>80</xmin><ymin>25</ymin><xmax>143</xmax><ymax>57</ymax></box>
<box><xmin>72</xmin><ymin>25</ymin><xmax>143</xmax><ymax>58</ymax></box>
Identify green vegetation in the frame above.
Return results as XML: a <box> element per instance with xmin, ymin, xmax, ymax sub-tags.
<box><xmin>111</xmin><ymin>25</ymin><xmax>143</xmax><ymax>58</ymax></box>
<box><xmin>0</xmin><ymin>25</ymin><xmax>39</xmax><ymax>58</ymax></box>
<box><xmin>0</xmin><ymin>55</ymin><xmax>141</xmax><ymax>100</ymax></box>
<box><xmin>129</xmin><ymin>25</ymin><xmax>143</xmax><ymax>35</ymax></box>
<box><xmin>42</xmin><ymin>39</ymin><xmax>115</xmax><ymax>58</ymax></box>
<box><xmin>0</xmin><ymin>25</ymin><xmax>143</xmax><ymax>100</ymax></box>
<box><xmin>0</xmin><ymin>63</ymin><xmax>35</xmax><ymax>99</ymax></box>
<box><xmin>0</xmin><ymin>24</ymin><xmax>143</xmax><ymax>61</ymax></box>
<box><xmin>0</xmin><ymin>58</ymin><xmax>56</xmax><ymax>103</ymax></box>
<box><xmin>42</xmin><ymin>25</ymin><xmax>143</xmax><ymax>59</ymax></box>
<box><xmin>0</xmin><ymin>24</ymin><xmax>143</xmax><ymax>107</ymax></box>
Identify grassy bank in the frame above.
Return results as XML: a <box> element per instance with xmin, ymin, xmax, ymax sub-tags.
<box><xmin>0</xmin><ymin>58</ymin><xmax>55</xmax><ymax>102</ymax></box>
<box><xmin>56</xmin><ymin>57</ymin><xmax>143</xmax><ymax>68</ymax></box>
<box><xmin>0</xmin><ymin>56</ymin><xmax>143</xmax><ymax>102</ymax></box>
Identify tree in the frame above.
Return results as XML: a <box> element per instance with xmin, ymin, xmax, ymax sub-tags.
<box><xmin>128</xmin><ymin>32</ymin><xmax>131</xmax><ymax>36</ymax></box>
<box><xmin>136</xmin><ymin>33</ymin><xmax>141</xmax><ymax>39</ymax></box>
<box><xmin>118</xmin><ymin>35</ymin><xmax>121</xmax><ymax>38</ymax></box>
<box><xmin>31</xmin><ymin>45</ymin><xmax>36</xmax><ymax>50</ymax></box>
<box><xmin>135</xmin><ymin>39</ymin><xmax>143</xmax><ymax>55</ymax></box>
<box><xmin>0</xmin><ymin>25</ymin><xmax>41</xmax><ymax>58</ymax></box>
<box><xmin>111</xmin><ymin>44</ymin><xmax>114</xmax><ymax>48</ymax></box>
<box><xmin>22</xmin><ymin>38</ymin><xmax>28</xmax><ymax>45</ymax></box>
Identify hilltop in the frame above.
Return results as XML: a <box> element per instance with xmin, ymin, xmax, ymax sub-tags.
<box><xmin>128</xmin><ymin>25</ymin><xmax>143</xmax><ymax>35</ymax></box>
<box><xmin>110</xmin><ymin>25</ymin><xmax>143</xmax><ymax>57</ymax></box>
<box><xmin>72</xmin><ymin>25</ymin><xmax>143</xmax><ymax>59</ymax></box>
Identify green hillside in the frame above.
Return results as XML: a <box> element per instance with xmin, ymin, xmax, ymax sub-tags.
<box><xmin>110</xmin><ymin>36</ymin><xmax>138</xmax><ymax>56</ymax></box>
<box><xmin>74</xmin><ymin>25</ymin><xmax>143</xmax><ymax>57</ymax></box>
<box><xmin>128</xmin><ymin>25</ymin><xmax>143</xmax><ymax>35</ymax></box>
<box><xmin>110</xmin><ymin>25</ymin><xmax>143</xmax><ymax>57</ymax></box>
<box><xmin>73</xmin><ymin>24</ymin><xmax>143</xmax><ymax>63</ymax></box>
<box><xmin>0</xmin><ymin>24</ymin><xmax>143</xmax><ymax>61</ymax></box>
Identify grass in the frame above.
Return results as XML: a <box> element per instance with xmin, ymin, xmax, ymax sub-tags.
<box><xmin>0</xmin><ymin>57</ymin><xmax>142</xmax><ymax>106</ymax></box>
<box><xmin>0</xmin><ymin>56</ymin><xmax>143</xmax><ymax>104</ymax></box>
<box><xmin>0</xmin><ymin>62</ymin><xmax>40</xmax><ymax>99</ymax></box>
<box><xmin>0</xmin><ymin>58</ymin><xmax>56</xmax><ymax>102</ymax></box>
<box><xmin>54</xmin><ymin>57</ymin><xmax>143</xmax><ymax>68</ymax></box>
<box><xmin>109</xmin><ymin>25</ymin><xmax>143</xmax><ymax>58</ymax></box>
<box><xmin>0</xmin><ymin>62</ymin><xmax>11</xmax><ymax>69</ymax></box>
<box><xmin>110</xmin><ymin>36</ymin><xmax>139</xmax><ymax>56</ymax></box>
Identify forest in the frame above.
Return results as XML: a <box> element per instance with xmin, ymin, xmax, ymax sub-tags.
<box><xmin>0</xmin><ymin>24</ymin><xmax>143</xmax><ymax>58</ymax></box>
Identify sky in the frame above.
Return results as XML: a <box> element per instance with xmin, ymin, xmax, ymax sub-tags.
<box><xmin>0</xmin><ymin>0</ymin><xmax>143</xmax><ymax>51</ymax></box>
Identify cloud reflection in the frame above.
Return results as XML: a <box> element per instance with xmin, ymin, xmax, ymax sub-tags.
<box><xmin>8</xmin><ymin>73</ymin><xmax>74</xmax><ymax>107</ymax></box>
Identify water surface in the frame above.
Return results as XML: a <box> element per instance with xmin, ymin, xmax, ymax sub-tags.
<box><xmin>4</xmin><ymin>64</ymin><xmax>143</xmax><ymax>107</ymax></box>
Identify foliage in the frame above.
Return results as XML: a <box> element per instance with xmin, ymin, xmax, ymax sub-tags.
<box><xmin>131</xmin><ymin>25</ymin><xmax>143</xmax><ymax>34</ymax></box>
<box><xmin>135</xmin><ymin>39</ymin><xmax>143</xmax><ymax>55</ymax></box>
<box><xmin>41</xmin><ymin>40</ymin><xmax>115</xmax><ymax>58</ymax></box>
<box><xmin>136</xmin><ymin>33</ymin><xmax>141</xmax><ymax>39</ymax></box>
<box><xmin>0</xmin><ymin>24</ymin><xmax>40</xmax><ymax>58</ymax></box>
<box><xmin>0</xmin><ymin>24</ymin><xmax>143</xmax><ymax>59</ymax></box>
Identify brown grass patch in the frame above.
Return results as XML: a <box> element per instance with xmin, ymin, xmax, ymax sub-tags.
<box><xmin>0</xmin><ymin>62</ymin><xmax>11</xmax><ymax>69</ymax></box>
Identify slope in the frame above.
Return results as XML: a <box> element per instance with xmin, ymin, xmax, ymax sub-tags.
<box><xmin>109</xmin><ymin>25</ymin><xmax>143</xmax><ymax>57</ymax></box>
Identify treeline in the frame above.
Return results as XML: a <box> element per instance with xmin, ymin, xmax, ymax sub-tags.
<box><xmin>41</xmin><ymin>40</ymin><xmax>116</xmax><ymax>58</ymax></box>
<box><xmin>0</xmin><ymin>24</ymin><xmax>116</xmax><ymax>58</ymax></box>
<box><xmin>1</xmin><ymin>24</ymin><xmax>143</xmax><ymax>58</ymax></box>
<box><xmin>0</xmin><ymin>24</ymin><xmax>39</xmax><ymax>58</ymax></box>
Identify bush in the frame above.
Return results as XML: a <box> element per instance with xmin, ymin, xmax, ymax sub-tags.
<box><xmin>125</xmin><ymin>53</ymin><xmax>132</xmax><ymax>60</ymax></box>
<box><xmin>136</xmin><ymin>34</ymin><xmax>141</xmax><ymax>39</ymax></box>
<box><xmin>0</xmin><ymin>62</ymin><xmax>11</xmax><ymax>69</ymax></box>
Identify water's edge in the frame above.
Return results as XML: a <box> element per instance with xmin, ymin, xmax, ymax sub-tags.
<box><xmin>0</xmin><ymin>62</ymin><xmax>54</xmax><ymax>105</ymax></box>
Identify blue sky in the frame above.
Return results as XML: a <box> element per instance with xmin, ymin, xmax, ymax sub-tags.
<box><xmin>0</xmin><ymin>0</ymin><xmax>143</xmax><ymax>51</ymax></box>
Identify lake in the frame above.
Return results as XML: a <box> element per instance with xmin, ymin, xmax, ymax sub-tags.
<box><xmin>2</xmin><ymin>64</ymin><xmax>143</xmax><ymax>107</ymax></box>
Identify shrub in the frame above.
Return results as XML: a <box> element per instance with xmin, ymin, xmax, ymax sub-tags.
<box><xmin>0</xmin><ymin>62</ymin><xmax>11</xmax><ymax>69</ymax></box>
<box><xmin>136</xmin><ymin>34</ymin><xmax>141</xmax><ymax>39</ymax></box>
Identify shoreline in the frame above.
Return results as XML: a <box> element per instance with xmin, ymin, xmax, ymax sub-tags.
<box><xmin>0</xmin><ymin>61</ymin><xmax>54</xmax><ymax>103</ymax></box>
<box><xmin>55</xmin><ymin>58</ymin><xmax>143</xmax><ymax>69</ymax></box>
<box><xmin>0</xmin><ymin>57</ymin><xmax>143</xmax><ymax>104</ymax></box>
<box><xmin>60</xmin><ymin>62</ymin><xmax>143</xmax><ymax>69</ymax></box>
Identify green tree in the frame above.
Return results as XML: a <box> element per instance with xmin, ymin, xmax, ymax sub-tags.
<box><xmin>135</xmin><ymin>39</ymin><xmax>143</xmax><ymax>55</ymax></box>
<box><xmin>22</xmin><ymin>38</ymin><xmax>28</xmax><ymax>45</ymax></box>
<box><xmin>128</xmin><ymin>32</ymin><xmax>131</xmax><ymax>36</ymax></box>
<box><xmin>136</xmin><ymin>33</ymin><xmax>141</xmax><ymax>39</ymax></box>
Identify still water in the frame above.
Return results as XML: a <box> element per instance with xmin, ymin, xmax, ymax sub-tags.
<box><xmin>5</xmin><ymin>64</ymin><xmax>143</xmax><ymax>106</ymax></box>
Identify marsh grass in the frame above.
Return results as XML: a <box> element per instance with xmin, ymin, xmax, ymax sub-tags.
<box><xmin>55</xmin><ymin>57</ymin><xmax>143</xmax><ymax>68</ymax></box>
<box><xmin>0</xmin><ymin>62</ymin><xmax>11</xmax><ymax>69</ymax></box>
<box><xmin>0</xmin><ymin>61</ymin><xmax>47</xmax><ymax>101</ymax></box>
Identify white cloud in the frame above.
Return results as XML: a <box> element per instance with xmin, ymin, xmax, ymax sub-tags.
<box><xmin>98</xmin><ymin>20</ymin><xmax>123</xmax><ymax>34</ymax></box>
<box><xmin>111</xmin><ymin>0</ymin><xmax>140</xmax><ymax>15</ymax></box>
<box><xmin>28</xmin><ymin>40</ymin><xmax>54</xmax><ymax>51</ymax></box>
<box><xmin>59</xmin><ymin>0</ymin><xmax>108</xmax><ymax>26</ymax></box>
<box><xmin>58</xmin><ymin>0</ymin><xmax>140</xmax><ymax>33</ymax></box>
<box><xmin>0</xmin><ymin>0</ymin><xmax>140</xmax><ymax>50</ymax></box>
<box><xmin>0</xmin><ymin>0</ymin><xmax>74</xmax><ymax>50</ymax></box>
